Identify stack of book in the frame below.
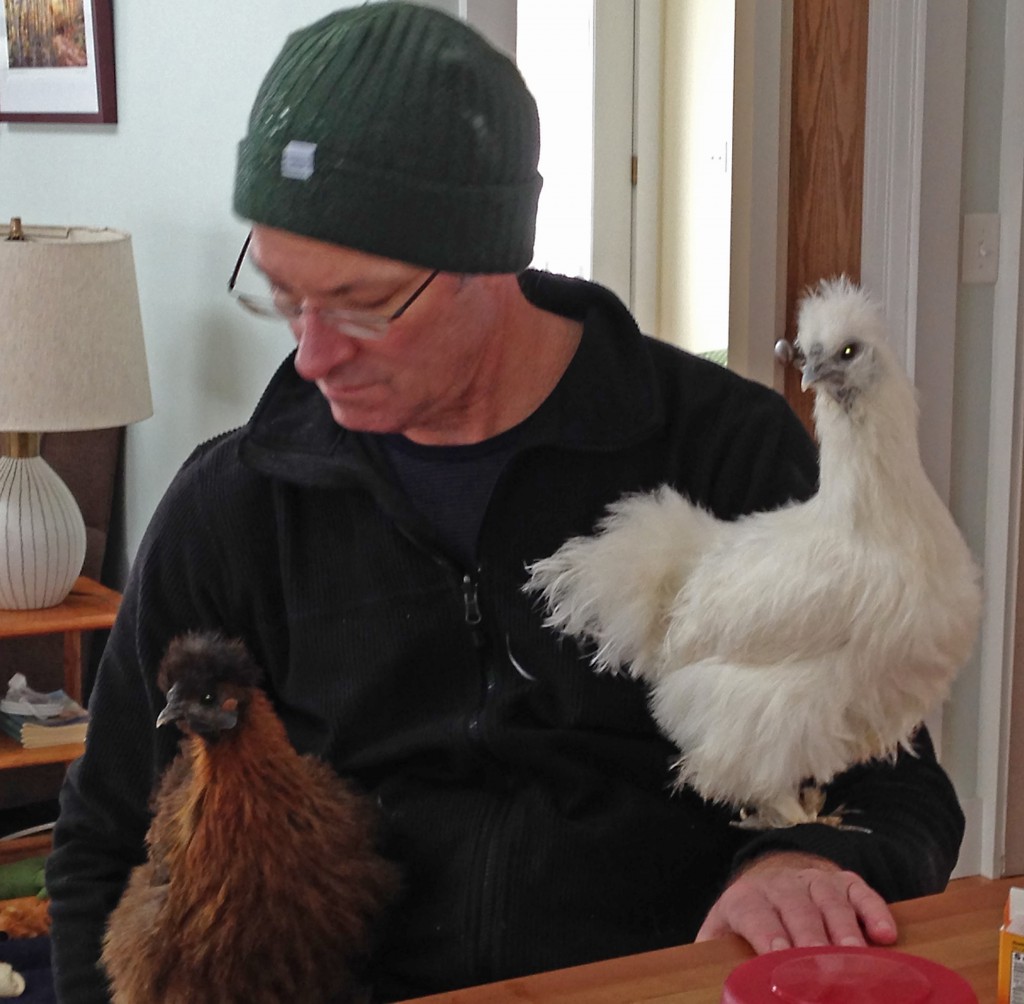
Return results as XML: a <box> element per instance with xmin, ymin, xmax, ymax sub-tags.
<box><xmin>0</xmin><ymin>674</ymin><xmax>89</xmax><ymax>749</ymax></box>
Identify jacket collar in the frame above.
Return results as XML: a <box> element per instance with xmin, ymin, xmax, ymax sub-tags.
<box><xmin>238</xmin><ymin>270</ymin><xmax>663</xmax><ymax>486</ymax></box>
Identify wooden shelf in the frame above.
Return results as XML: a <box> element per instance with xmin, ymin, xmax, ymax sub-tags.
<box><xmin>0</xmin><ymin>733</ymin><xmax>84</xmax><ymax>769</ymax></box>
<box><xmin>0</xmin><ymin>577</ymin><xmax>120</xmax><ymax>638</ymax></box>
<box><xmin>0</xmin><ymin>575</ymin><xmax>119</xmax><ymax>771</ymax></box>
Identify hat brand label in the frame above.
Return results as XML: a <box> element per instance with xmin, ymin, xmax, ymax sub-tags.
<box><xmin>281</xmin><ymin>140</ymin><xmax>317</xmax><ymax>181</ymax></box>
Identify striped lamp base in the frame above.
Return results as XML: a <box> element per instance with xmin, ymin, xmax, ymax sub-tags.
<box><xmin>0</xmin><ymin>455</ymin><xmax>87</xmax><ymax>609</ymax></box>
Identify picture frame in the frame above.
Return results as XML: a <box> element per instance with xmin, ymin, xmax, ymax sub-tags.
<box><xmin>0</xmin><ymin>0</ymin><xmax>117</xmax><ymax>123</ymax></box>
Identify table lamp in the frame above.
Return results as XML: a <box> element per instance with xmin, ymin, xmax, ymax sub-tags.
<box><xmin>0</xmin><ymin>218</ymin><xmax>152</xmax><ymax>610</ymax></box>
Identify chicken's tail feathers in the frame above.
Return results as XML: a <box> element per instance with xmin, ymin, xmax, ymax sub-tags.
<box><xmin>525</xmin><ymin>486</ymin><xmax>716</xmax><ymax>678</ymax></box>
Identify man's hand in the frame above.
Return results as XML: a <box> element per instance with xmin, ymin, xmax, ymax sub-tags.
<box><xmin>696</xmin><ymin>851</ymin><xmax>897</xmax><ymax>954</ymax></box>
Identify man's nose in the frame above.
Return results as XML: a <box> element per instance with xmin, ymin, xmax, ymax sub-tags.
<box><xmin>292</xmin><ymin>309</ymin><xmax>359</xmax><ymax>381</ymax></box>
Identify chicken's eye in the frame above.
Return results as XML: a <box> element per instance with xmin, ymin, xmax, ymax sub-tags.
<box><xmin>840</xmin><ymin>343</ymin><xmax>860</xmax><ymax>361</ymax></box>
<box><xmin>199</xmin><ymin>692</ymin><xmax>217</xmax><ymax>707</ymax></box>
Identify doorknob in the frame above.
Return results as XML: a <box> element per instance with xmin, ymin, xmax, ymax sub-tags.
<box><xmin>774</xmin><ymin>339</ymin><xmax>802</xmax><ymax>369</ymax></box>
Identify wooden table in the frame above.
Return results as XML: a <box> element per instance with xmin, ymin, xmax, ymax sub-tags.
<box><xmin>402</xmin><ymin>875</ymin><xmax>1019</xmax><ymax>1003</ymax></box>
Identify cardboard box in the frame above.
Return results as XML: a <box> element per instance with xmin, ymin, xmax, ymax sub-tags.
<box><xmin>998</xmin><ymin>886</ymin><xmax>1024</xmax><ymax>1003</ymax></box>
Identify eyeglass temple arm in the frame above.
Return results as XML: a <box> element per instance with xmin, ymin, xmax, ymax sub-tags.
<box><xmin>228</xmin><ymin>230</ymin><xmax>254</xmax><ymax>292</ymax></box>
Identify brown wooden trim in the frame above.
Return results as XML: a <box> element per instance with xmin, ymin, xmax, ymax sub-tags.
<box><xmin>63</xmin><ymin>631</ymin><xmax>84</xmax><ymax>706</ymax></box>
<box><xmin>783</xmin><ymin>0</ymin><xmax>869</xmax><ymax>434</ymax></box>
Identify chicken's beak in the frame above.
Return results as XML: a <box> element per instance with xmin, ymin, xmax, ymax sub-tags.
<box><xmin>156</xmin><ymin>682</ymin><xmax>186</xmax><ymax>729</ymax></box>
<box><xmin>799</xmin><ymin>348</ymin><xmax>840</xmax><ymax>392</ymax></box>
<box><xmin>156</xmin><ymin>682</ymin><xmax>240</xmax><ymax>737</ymax></box>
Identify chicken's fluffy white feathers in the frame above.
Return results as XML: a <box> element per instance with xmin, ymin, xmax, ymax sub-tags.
<box><xmin>527</xmin><ymin>278</ymin><xmax>982</xmax><ymax>828</ymax></box>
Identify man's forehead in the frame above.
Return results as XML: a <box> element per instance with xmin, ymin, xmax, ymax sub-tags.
<box><xmin>248</xmin><ymin>226</ymin><xmax>417</xmax><ymax>288</ymax></box>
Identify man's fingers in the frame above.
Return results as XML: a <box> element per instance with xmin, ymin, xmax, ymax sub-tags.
<box><xmin>806</xmin><ymin>870</ymin><xmax>869</xmax><ymax>947</ymax></box>
<box><xmin>696</xmin><ymin>884</ymin><xmax>792</xmax><ymax>953</ymax></box>
<box><xmin>847</xmin><ymin>875</ymin><xmax>898</xmax><ymax>944</ymax></box>
<box><xmin>694</xmin><ymin>904</ymin><xmax>732</xmax><ymax>943</ymax></box>
<box><xmin>699</xmin><ymin>903</ymin><xmax>792</xmax><ymax>954</ymax></box>
<box><xmin>698</xmin><ymin>859</ymin><xmax>899</xmax><ymax>956</ymax></box>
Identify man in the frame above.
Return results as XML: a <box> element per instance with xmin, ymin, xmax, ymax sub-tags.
<box><xmin>47</xmin><ymin>3</ymin><xmax>964</xmax><ymax>1000</ymax></box>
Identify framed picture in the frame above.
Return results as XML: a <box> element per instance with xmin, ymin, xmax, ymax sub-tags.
<box><xmin>0</xmin><ymin>0</ymin><xmax>116</xmax><ymax>123</ymax></box>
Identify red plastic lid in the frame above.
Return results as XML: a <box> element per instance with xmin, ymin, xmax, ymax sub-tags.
<box><xmin>721</xmin><ymin>946</ymin><xmax>978</xmax><ymax>1003</ymax></box>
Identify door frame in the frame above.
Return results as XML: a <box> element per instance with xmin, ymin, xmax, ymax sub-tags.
<box><xmin>728</xmin><ymin>0</ymin><xmax>792</xmax><ymax>391</ymax></box>
<box><xmin>980</xmin><ymin>0</ymin><xmax>1024</xmax><ymax>879</ymax></box>
<box><xmin>860</xmin><ymin>0</ymin><xmax>967</xmax><ymax>507</ymax></box>
<box><xmin>860</xmin><ymin>0</ymin><xmax>977</xmax><ymax>873</ymax></box>
<box><xmin>591</xmin><ymin>0</ymin><xmax>637</xmax><ymax>309</ymax></box>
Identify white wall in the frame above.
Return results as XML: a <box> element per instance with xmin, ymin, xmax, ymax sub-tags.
<box><xmin>517</xmin><ymin>0</ymin><xmax>594</xmax><ymax>280</ymax></box>
<box><xmin>658</xmin><ymin>0</ymin><xmax>733</xmax><ymax>357</ymax></box>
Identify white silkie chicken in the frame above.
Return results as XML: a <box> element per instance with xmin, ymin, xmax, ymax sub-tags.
<box><xmin>527</xmin><ymin>278</ymin><xmax>982</xmax><ymax>829</ymax></box>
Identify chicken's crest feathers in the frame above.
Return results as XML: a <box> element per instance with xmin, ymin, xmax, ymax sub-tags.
<box><xmin>795</xmin><ymin>276</ymin><xmax>914</xmax><ymax>427</ymax></box>
<box><xmin>796</xmin><ymin>276</ymin><xmax>887</xmax><ymax>363</ymax></box>
<box><xmin>157</xmin><ymin>632</ymin><xmax>262</xmax><ymax>698</ymax></box>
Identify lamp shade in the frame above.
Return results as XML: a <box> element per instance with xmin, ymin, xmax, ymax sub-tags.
<box><xmin>0</xmin><ymin>223</ymin><xmax>152</xmax><ymax>608</ymax></box>
<box><xmin>0</xmin><ymin>225</ymin><xmax>152</xmax><ymax>430</ymax></box>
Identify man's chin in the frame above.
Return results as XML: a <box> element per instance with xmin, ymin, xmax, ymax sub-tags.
<box><xmin>326</xmin><ymin>399</ymin><xmax>399</xmax><ymax>435</ymax></box>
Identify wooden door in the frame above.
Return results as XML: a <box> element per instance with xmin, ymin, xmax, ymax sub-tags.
<box><xmin>782</xmin><ymin>0</ymin><xmax>869</xmax><ymax>433</ymax></box>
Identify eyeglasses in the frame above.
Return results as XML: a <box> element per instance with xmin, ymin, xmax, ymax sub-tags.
<box><xmin>227</xmin><ymin>231</ymin><xmax>440</xmax><ymax>341</ymax></box>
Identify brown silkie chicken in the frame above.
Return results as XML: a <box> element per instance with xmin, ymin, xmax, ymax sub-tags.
<box><xmin>101</xmin><ymin>632</ymin><xmax>399</xmax><ymax>1004</ymax></box>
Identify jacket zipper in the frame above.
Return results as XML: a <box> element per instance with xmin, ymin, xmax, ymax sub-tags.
<box><xmin>389</xmin><ymin>487</ymin><xmax>508</xmax><ymax>982</ymax></box>
<box><xmin>459</xmin><ymin>568</ymin><xmax>505</xmax><ymax>982</ymax></box>
<box><xmin>462</xmin><ymin>573</ymin><xmax>485</xmax><ymax>645</ymax></box>
<box><xmin>462</xmin><ymin>570</ymin><xmax>490</xmax><ymax>750</ymax></box>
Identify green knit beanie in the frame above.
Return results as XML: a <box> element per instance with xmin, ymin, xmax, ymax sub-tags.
<box><xmin>234</xmin><ymin>1</ymin><xmax>542</xmax><ymax>274</ymax></box>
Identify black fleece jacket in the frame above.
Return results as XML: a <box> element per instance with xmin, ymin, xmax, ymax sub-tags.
<box><xmin>47</xmin><ymin>271</ymin><xmax>964</xmax><ymax>1001</ymax></box>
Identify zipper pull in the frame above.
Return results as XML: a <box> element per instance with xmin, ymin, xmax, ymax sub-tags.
<box><xmin>462</xmin><ymin>574</ymin><xmax>482</xmax><ymax>627</ymax></box>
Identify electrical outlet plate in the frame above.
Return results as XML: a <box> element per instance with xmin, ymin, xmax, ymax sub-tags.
<box><xmin>961</xmin><ymin>213</ymin><xmax>1000</xmax><ymax>284</ymax></box>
